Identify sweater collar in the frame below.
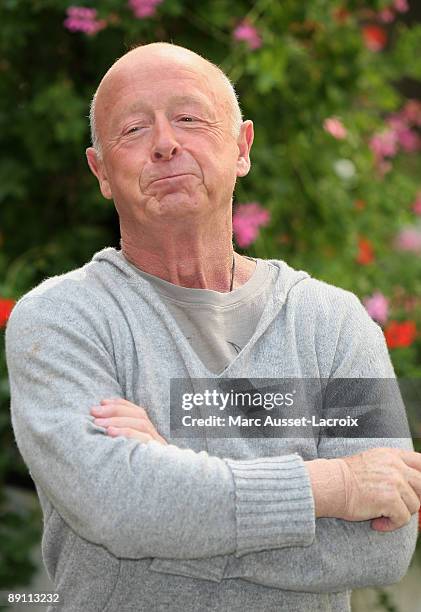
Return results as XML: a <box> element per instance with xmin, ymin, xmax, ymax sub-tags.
<box><xmin>91</xmin><ymin>246</ymin><xmax>311</xmax><ymax>378</ymax></box>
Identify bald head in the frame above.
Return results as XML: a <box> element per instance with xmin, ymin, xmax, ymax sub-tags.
<box><xmin>89</xmin><ymin>42</ymin><xmax>243</xmax><ymax>159</ymax></box>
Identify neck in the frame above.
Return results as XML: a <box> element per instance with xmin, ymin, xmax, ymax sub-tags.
<box><xmin>119</xmin><ymin>225</ymin><xmax>255</xmax><ymax>293</ymax></box>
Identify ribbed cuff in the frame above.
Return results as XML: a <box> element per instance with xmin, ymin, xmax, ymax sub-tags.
<box><xmin>224</xmin><ymin>453</ymin><xmax>316</xmax><ymax>558</ymax></box>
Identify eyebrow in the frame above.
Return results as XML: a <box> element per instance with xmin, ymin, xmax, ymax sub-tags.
<box><xmin>115</xmin><ymin>94</ymin><xmax>215</xmax><ymax>126</ymax></box>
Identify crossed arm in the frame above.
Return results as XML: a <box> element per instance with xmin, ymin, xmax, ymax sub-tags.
<box><xmin>86</xmin><ymin>396</ymin><xmax>419</xmax><ymax>592</ymax></box>
<box><xmin>5</xmin><ymin>294</ymin><xmax>419</xmax><ymax>592</ymax></box>
<box><xmin>5</xmin><ymin>295</ymin><xmax>316</xmax><ymax>562</ymax></box>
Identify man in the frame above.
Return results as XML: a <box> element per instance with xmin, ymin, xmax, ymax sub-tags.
<box><xmin>5</xmin><ymin>42</ymin><xmax>420</xmax><ymax>612</ymax></box>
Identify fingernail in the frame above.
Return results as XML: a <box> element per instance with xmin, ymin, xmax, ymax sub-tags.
<box><xmin>91</xmin><ymin>406</ymin><xmax>105</xmax><ymax>414</ymax></box>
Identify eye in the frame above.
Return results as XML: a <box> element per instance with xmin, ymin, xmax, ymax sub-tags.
<box><xmin>124</xmin><ymin>124</ymin><xmax>149</xmax><ymax>135</ymax></box>
<box><xmin>178</xmin><ymin>116</ymin><xmax>196</xmax><ymax>122</ymax></box>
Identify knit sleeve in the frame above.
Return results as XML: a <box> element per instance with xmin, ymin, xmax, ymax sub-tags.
<box><xmin>5</xmin><ymin>295</ymin><xmax>315</xmax><ymax>561</ymax></box>
<box><xmin>148</xmin><ymin>292</ymin><xmax>419</xmax><ymax>589</ymax></box>
<box><xmin>222</xmin><ymin>296</ymin><xmax>418</xmax><ymax>591</ymax></box>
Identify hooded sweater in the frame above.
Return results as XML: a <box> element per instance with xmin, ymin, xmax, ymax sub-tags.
<box><xmin>5</xmin><ymin>246</ymin><xmax>418</xmax><ymax>612</ymax></box>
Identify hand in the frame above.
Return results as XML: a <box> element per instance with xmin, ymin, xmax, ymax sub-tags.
<box><xmin>339</xmin><ymin>448</ymin><xmax>421</xmax><ymax>532</ymax></box>
<box><xmin>90</xmin><ymin>398</ymin><xmax>168</xmax><ymax>446</ymax></box>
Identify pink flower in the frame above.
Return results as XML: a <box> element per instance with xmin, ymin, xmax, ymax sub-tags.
<box><xmin>233</xmin><ymin>21</ymin><xmax>262</xmax><ymax>50</ymax></box>
<box><xmin>377</xmin><ymin>159</ymin><xmax>393</xmax><ymax>176</ymax></box>
<box><xmin>412</xmin><ymin>192</ymin><xmax>421</xmax><ymax>215</ymax></box>
<box><xmin>393</xmin><ymin>0</ymin><xmax>409</xmax><ymax>13</ymax></box>
<box><xmin>363</xmin><ymin>291</ymin><xmax>389</xmax><ymax>325</ymax></box>
<box><xmin>378</xmin><ymin>8</ymin><xmax>396</xmax><ymax>23</ymax></box>
<box><xmin>396</xmin><ymin>128</ymin><xmax>421</xmax><ymax>152</ymax></box>
<box><xmin>401</xmin><ymin>100</ymin><xmax>421</xmax><ymax>126</ymax></box>
<box><xmin>232</xmin><ymin>202</ymin><xmax>270</xmax><ymax>248</ymax></box>
<box><xmin>386</xmin><ymin>113</ymin><xmax>407</xmax><ymax>132</ymax></box>
<box><xmin>128</xmin><ymin>0</ymin><xmax>163</xmax><ymax>18</ymax></box>
<box><xmin>384</xmin><ymin>114</ymin><xmax>421</xmax><ymax>152</ymax></box>
<box><xmin>323</xmin><ymin>117</ymin><xmax>347</xmax><ymax>139</ymax></box>
<box><xmin>369</xmin><ymin>130</ymin><xmax>398</xmax><ymax>158</ymax></box>
<box><xmin>64</xmin><ymin>6</ymin><xmax>107</xmax><ymax>35</ymax></box>
<box><xmin>394</xmin><ymin>227</ymin><xmax>421</xmax><ymax>253</ymax></box>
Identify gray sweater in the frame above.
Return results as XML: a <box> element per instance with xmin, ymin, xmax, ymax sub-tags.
<box><xmin>5</xmin><ymin>247</ymin><xmax>418</xmax><ymax>612</ymax></box>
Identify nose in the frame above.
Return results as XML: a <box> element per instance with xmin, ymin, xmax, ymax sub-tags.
<box><xmin>150</xmin><ymin>115</ymin><xmax>180</xmax><ymax>162</ymax></box>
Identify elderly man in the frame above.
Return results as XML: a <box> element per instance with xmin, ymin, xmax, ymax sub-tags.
<box><xmin>5</xmin><ymin>42</ymin><xmax>420</xmax><ymax>612</ymax></box>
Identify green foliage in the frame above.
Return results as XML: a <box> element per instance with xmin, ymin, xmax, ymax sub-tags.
<box><xmin>0</xmin><ymin>494</ymin><xmax>42</xmax><ymax>590</ymax></box>
<box><xmin>0</xmin><ymin>0</ymin><xmax>420</xmax><ymax>604</ymax></box>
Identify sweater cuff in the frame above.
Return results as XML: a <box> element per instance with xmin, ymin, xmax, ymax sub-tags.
<box><xmin>224</xmin><ymin>453</ymin><xmax>316</xmax><ymax>558</ymax></box>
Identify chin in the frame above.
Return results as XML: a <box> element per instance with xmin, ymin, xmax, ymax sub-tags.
<box><xmin>152</xmin><ymin>194</ymin><xmax>204</xmax><ymax>215</ymax></box>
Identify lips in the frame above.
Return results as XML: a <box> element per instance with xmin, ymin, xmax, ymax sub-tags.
<box><xmin>151</xmin><ymin>173</ymin><xmax>192</xmax><ymax>183</ymax></box>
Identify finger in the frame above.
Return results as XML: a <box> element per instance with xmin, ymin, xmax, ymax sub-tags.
<box><xmin>95</xmin><ymin>416</ymin><xmax>156</xmax><ymax>436</ymax></box>
<box><xmin>100</xmin><ymin>398</ymin><xmax>141</xmax><ymax>409</ymax></box>
<box><xmin>396</xmin><ymin>450</ymin><xmax>421</xmax><ymax>473</ymax></box>
<box><xmin>107</xmin><ymin>427</ymin><xmax>154</xmax><ymax>444</ymax></box>
<box><xmin>91</xmin><ymin>403</ymin><xmax>147</xmax><ymax>419</ymax></box>
<box><xmin>381</xmin><ymin>495</ymin><xmax>412</xmax><ymax>531</ymax></box>
<box><xmin>371</xmin><ymin>504</ymin><xmax>413</xmax><ymax>532</ymax></box>
<box><xmin>98</xmin><ymin>400</ymin><xmax>148</xmax><ymax>418</ymax></box>
<box><xmin>371</xmin><ymin>466</ymin><xmax>420</xmax><ymax>532</ymax></box>
<box><xmin>406</xmin><ymin>465</ymin><xmax>421</xmax><ymax>499</ymax></box>
<box><xmin>400</xmin><ymin>484</ymin><xmax>421</xmax><ymax>515</ymax></box>
<box><xmin>155</xmin><ymin>432</ymin><xmax>169</xmax><ymax>445</ymax></box>
<box><xmin>371</xmin><ymin>516</ymin><xmax>395</xmax><ymax>532</ymax></box>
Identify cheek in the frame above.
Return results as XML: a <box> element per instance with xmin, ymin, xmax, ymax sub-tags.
<box><xmin>210</xmin><ymin>147</ymin><xmax>239</xmax><ymax>182</ymax></box>
<box><xmin>202</xmin><ymin>159</ymin><xmax>237</xmax><ymax>198</ymax></box>
<box><xmin>197</xmin><ymin>133</ymin><xmax>237</xmax><ymax>170</ymax></box>
<box><xmin>108</xmin><ymin>153</ymin><xmax>145</xmax><ymax>185</ymax></box>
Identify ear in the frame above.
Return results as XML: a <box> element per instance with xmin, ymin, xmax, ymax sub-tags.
<box><xmin>86</xmin><ymin>147</ymin><xmax>113</xmax><ymax>200</ymax></box>
<box><xmin>236</xmin><ymin>120</ymin><xmax>254</xmax><ymax>178</ymax></box>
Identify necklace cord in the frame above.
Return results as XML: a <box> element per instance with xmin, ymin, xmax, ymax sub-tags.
<box><xmin>230</xmin><ymin>252</ymin><xmax>235</xmax><ymax>292</ymax></box>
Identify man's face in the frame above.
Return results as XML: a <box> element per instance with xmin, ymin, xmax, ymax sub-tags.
<box><xmin>86</xmin><ymin>51</ymin><xmax>253</xmax><ymax>226</ymax></box>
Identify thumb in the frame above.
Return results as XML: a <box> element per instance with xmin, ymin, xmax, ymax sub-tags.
<box><xmin>371</xmin><ymin>516</ymin><xmax>394</xmax><ymax>532</ymax></box>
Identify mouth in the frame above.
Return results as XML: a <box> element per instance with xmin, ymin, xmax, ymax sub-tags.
<box><xmin>152</xmin><ymin>173</ymin><xmax>192</xmax><ymax>183</ymax></box>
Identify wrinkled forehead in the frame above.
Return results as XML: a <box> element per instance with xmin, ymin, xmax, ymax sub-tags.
<box><xmin>95</xmin><ymin>53</ymin><xmax>224</xmax><ymax>122</ymax></box>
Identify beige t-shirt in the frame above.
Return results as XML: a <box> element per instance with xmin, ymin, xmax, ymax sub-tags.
<box><xmin>119</xmin><ymin>253</ymin><xmax>277</xmax><ymax>375</ymax></box>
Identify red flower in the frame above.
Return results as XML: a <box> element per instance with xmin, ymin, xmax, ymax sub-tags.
<box><xmin>384</xmin><ymin>320</ymin><xmax>417</xmax><ymax>349</ymax></box>
<box><xmin>354</xmin><ymin>199</ymin><xmax>366</xmax><ymax>211</ymax></box>
<box><xmin>0</xmin><ymin>297</ymin><xmax>15</xmax><ymax>328</ymax></box>
<box><xmin>362</xmin><ymin>25</ymin><xmax>387</xmax><ymax>52</ymax></box>
<box><xmin>356</xmin><ymin>237</ymin><xmax>375</xmax><ymax>265</ymax></box>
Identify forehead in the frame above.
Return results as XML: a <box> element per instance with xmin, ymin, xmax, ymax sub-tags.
<box><xmin>96</xmin><ymin>55</ymin><xmax>223</xmax><ymax>127</ymax></box>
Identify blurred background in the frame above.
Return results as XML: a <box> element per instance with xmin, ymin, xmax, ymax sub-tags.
<box><xmin>0</xmin><ymin>1</ymin><xmax>420</xmax><ymax>610</ymax></box>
